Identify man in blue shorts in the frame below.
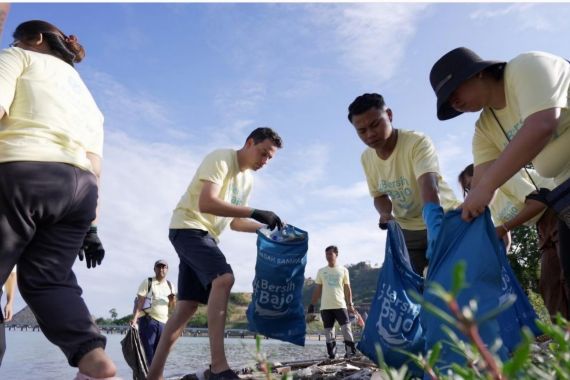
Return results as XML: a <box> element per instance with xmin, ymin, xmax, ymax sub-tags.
<box><xmin>147</xmin><ymin>127</ymin><xmax>284</xmax><ymax>380</ymax></box>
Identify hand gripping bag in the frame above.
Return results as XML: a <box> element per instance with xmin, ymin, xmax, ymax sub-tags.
<box><xmin>357</xmin><ymin>221</ymin><xmax>425</xmax><ymax>375</ymax></box>
<box><xmin>247</xmin><ymin>225</ymin><xmax>308</xmax><ymax>346</ymax></box>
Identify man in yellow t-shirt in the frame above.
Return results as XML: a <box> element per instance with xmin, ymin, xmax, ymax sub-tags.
<box><xmin>129</xmin><ymin>260</ymin><xmax>176</xmax><ymax>366</ymax></box>
<box><xmin>309</xmin><ymin>246</ymin><xmax>357</xmax><ymax>359</ymax></box>
<box><xmin>147</xmin><ymin>128</ymin><xmax>284</xmax><ymax>380</ymax></box>
<box><xmin>347</xmin><ymin>93</ymin><xmax>460</xmax><ymax>276</ymax></box>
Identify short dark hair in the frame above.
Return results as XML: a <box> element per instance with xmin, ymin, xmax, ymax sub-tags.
<box><xmin>325</xmin><ymin>245</ymin><xmax>338</xmax><ymax>255</ymax></box>
<box><xmin>348</xmin><ymin>93</ymin><xmax>386</xmax><ymax>123</ymax></box>
<box><xmin>246</xmin><ymin>127</ymin><xmax>283</xmax><ymax>148</ymax></box>
<box><xmin>458</xmin><ymin>163</ymin><xmax>474</xmax><ymax>198</ymax></box>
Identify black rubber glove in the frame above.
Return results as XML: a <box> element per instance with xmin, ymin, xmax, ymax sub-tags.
<box><xmin>308</xmin><ymin>304</ymin><xmax>315</xmax><ymax>314</ymax></box>
<box><xmin>251</xmin><ymin>209</ymin><xmax>283</xmax><ymax>230</ymax></box>
<box><xmin>78</xmin><ymin>226</ymin><xmax>105</xmax><ymax>269</ymax></box>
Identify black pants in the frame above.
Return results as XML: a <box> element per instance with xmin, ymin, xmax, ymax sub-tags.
<box><xmin>0</xmin><ymin>162</ymin><xmax>106</xmax><ymax>366</ymax></box>
<box><xmin>401</xmin><ymin>229</ymin><xmax>428</xmax><ymax>276</ymax></box>
<box><xmin>0</xmin><ymin>289</ymin><xmax>5</xmax><ymax>367</ymax></box>
<box><xmin>559</xmin><ymin>219</ymin><xmax>570</xmax><ymax>316</ymax></box>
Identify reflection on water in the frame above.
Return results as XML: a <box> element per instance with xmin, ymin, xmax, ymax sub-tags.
<box><xmin>1</xmin><ymin>331</ymin><xmax>327</xmax><ymax>379</ymax></box>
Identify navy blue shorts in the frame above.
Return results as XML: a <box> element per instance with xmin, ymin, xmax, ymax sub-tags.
<box><xmin>321</xmin><ymin>308</ymin><xmax>350</xmax><ymax>328</ymax></box>
<box><xmin>169</xmin><ymin>228</ymin><xmax>233</xmax><ymax>304</ymax></box>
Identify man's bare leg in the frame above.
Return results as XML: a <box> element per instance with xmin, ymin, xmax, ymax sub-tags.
<box><xmin>208</xmin><ymin>273</ymin><xmax>234</xmax><ymax>374</ymax></box>
<box><xmin>147</xmin><ymin>300</ymin><xmax>199</xmax><ymax>380</ymax></box>
<box><xmin>77</xmin><ymin>348</ymin><xmax>117</xmax><ymax>378</ymax></box>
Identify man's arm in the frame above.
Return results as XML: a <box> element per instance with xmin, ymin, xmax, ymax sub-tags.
<box><xmin>374</xmin><ymin>195</ymin><xmax>393</xmax><ymax>228</ymax></box>
<box><xmin>200</xmin><ymin>181</ymin><xmax>282</xmax><ymax>229</ymax></box>
<box><xmin>463</xmin><ymin>108</ymin><xmax>560</xmax><ymax>221</ymax></box>
<box><xmin>3</xmin><ymin>271</ymin><xmax>16</xmax><ymax>322</ymax></box>
<box><xmin>417</xmin><ymin>172</ymin><xmax>441</xmax><ymax>205</ymax></box>
<box><xmin>199</xmin><ymin>181</ymin><xmax>254</xmax><ymax>218</ymax></box>
<box><xmin>230</xmin><ymin>217</ymin><xmax>263</xmax><ymax>233</ymax></box>
<box><xmin>309</xmin><ymin>284</ymin><xmax>322</xmax><ymax>309</ymax></box>
<box><xmin>495</xmin><ymin>198</ymin><xmax>546</xmax><ymax>240</ymax></box>
<box><xmin>344</xmin><ymin>283</ymin><xmax>355</xmax><ymax>313</ymax></box>
<box><xmin>129</xmin><ymin>295</ymin><xmax>146</xmax><ymax>326</ymax></box>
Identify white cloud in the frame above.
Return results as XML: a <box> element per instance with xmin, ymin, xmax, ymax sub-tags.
<box><xmin>307</xmin><ymin>3</ymin><xmax>429</xmax><ymax>86</ymax></box>
<box><xmin>469</xmin><ymin>4</ymin><xmax>570</xmax><ymax>32</ymax></box>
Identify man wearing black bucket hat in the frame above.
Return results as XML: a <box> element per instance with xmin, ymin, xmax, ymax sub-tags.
<box><xmin>348</xmin><ymin>93</ymin><xmax>460</xmax><ymax>276</ymax></box>
<box><xmin>430</xmin><ymin>47</ymin><xmax>570</xmax><ymax>311</ymax></box>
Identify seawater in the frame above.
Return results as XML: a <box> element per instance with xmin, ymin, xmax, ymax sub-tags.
<box><xmin>1</xmin><ymin>331</ymin><xmax>326</xmax><ymax>379</ymax></box>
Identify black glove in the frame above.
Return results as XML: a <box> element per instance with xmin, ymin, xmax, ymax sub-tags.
<box><xmin>78</xmin><ymin>226</ymin><xmax>105</xmax><ymax>269</ymax></box>
<box><xmin>378</xmin><ymin>222</ymin><xmax>388</xmax><ymax>230</ymax></box>
<box><xmin>308</xmin><ymin>304</ymin><xmax>315</xmax><ymax>314</ymax></box>
<box><xmin>251</xmin><ymin>209</ymin><xmax>283</xmax><ymax>230</ymax></box>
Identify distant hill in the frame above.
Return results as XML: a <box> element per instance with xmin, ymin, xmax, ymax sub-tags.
<box><xmin>302</xmin><ymin>261</ymin><xmax>380</xmax><ymax>308</ymax></box>
<box><xmin>12</xmin><ymin>262</ymin><xmax>381</xmax><ymax>329</ymax></box>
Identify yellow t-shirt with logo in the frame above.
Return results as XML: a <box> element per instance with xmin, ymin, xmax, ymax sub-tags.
<box><xmin>489</xmin><ymin>169</ymin><xmax>555</xmax><ymax>226</ymax></box>
<box><xmin>169</xmin><ymin>149</ymin><xmax>253</xmax><ymax>241</ymax></box>
<box><xmin>316</xmin><ymin>265</ymin><xmax>349</xmax><ymax>310</ymax></box>
<box><xmin>0</xmin><ymin>47</ymin><xmax>104</xmax><ymax>172</ymax></box>
<box><xmin>473</xmin><ymin>51</ymin><xmax>570</xmax><ymax>185</ymax></box>
<box><xmin>361</xmin><ymin>129</ymin><xmax>460</xmax><ymax>231</ymax></box>
<box><xmin>137</xmin><ymin>277</ymin><xmax>176</xmax><ymax>324</ymax></box>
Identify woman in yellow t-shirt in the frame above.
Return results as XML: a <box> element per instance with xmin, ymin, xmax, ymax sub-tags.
<box><xmin>430</xmin><ymin>47</ymin><xmax>570</xmax><ymax>317</ymax></box>
<box><xmin>459</xmin><ymin>164</ymin><xmax>568</xmax><ymax>320</ymax></box>
<box><xmin>0</xmin><ymin>21</ymin><xmax>116</xmax><ymax>378</ymax></box>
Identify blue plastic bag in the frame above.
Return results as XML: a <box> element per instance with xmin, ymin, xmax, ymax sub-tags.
<box><xmin>357</xmin><ymin>221</ymin><xmax>425</xmax><ymax>374</ymax></box>
<box><xmin>495</xmin><ymin>240</ymin><xmax>542</xmax><ymax>352</ymax></box>
<box><xmin>247</xmin><ymin>225</ymin><xmax>308</xmax><ymax>346</ymax></box>
<box><xmin>422</xmin><ymin>204</ymin><xmax>516</xmax><ymax>374</ymax></box>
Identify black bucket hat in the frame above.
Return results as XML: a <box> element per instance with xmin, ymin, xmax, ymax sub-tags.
<box><xmin>430</xmin><ymin>47</ymin><xmax>505</xmax><ymax>121</ymax></box>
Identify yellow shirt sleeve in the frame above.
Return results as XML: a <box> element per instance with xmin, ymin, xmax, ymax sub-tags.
<box><xmin>411</xmin><ymin>134</ymin><xmax>441</xmax><ymax>178</ymax></box>
<box><xmin>0</xmin><ymin>48</ymin><xmax>25</xmax><ymax>114</ymax></box>
<box><xmin>343</xmin><ymin>268</ymin><xmax>350</xmax><ymax>286</ymax></box>
<box><xmin>507</xmin><ymin>52</ymin><xmax>570</xmax><ymax>121</ymax></box>
<box><xmin>199</xmin><ymin>154</ymin><xmax>230</xmax><ymax>185</ymax></box>
<box><xmin>137</xmin><ymin>278</ymin><xmax>151</xmax><ymax>297</ymax></box>
<box><xmin>315</xmin><ymin>269</ymin><xmax>323</xmax><ymax>285</ymax></box>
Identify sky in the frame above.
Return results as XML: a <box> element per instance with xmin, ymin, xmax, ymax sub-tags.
<box><xmin>3</xmin><ymin>2</ymin><xmax>570</xmax><ymax>319</ymax></box>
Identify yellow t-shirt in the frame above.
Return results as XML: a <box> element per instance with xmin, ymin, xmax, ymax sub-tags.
<box><xmin>361</xmin><ymin>129</ymin><xmax>460</xmax><ymax>230</ymax></box>
<box><xmin>489</xmin><ymin>169</ymin><xmax>555</xmax><ymax>226</ymax></box>
<box><xmin>137</xmin><ymin>277</ymin><xmax>176</xmax><ymax>324</ymax></box>
<box><xmin>316</xmin><ymin>265</ymin><xmax>350</xmax><ymax>310</ymax></box>
<box><xmin>473</xmin><ymin>51</ymin><xmax>570</xmax><ymax>185</ymax></box>
<box><xmin>169</xmin><ymin>149</ymin><xmax>253</xmax><ymax>241</ymax></box>
<box><xmin>0</xmin><ymin>47</ymin><xmax>104</xmax><ymax>172</ymax></box>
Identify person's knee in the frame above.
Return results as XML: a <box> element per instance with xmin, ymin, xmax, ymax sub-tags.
<box><xmin>77</xmin><ymin>348</ymin><xmax>117</xmax><ymax>378</ymax></box>
<box><xmin>212</xmin><ymin>273</ymin><xmax>234</xmax><ymax>291</ymax></box>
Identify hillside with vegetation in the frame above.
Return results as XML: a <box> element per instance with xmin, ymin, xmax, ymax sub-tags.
<box><xmin>87</xmin><ymin>261</ymin><xmax>381</xmax><ymax>329</ymax></box>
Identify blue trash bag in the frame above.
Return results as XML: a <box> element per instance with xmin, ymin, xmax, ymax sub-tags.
<box><xmin>357</xmin><ymin>221</ymin><xmax>425</xmax><ymax>375</ymax></box>
<box><xmin>495</xmin><ymin>238</ymin><xmax>542</xmax><ymax>352</ymax></box>
<box><xmin>246</xmin><ymin>224</ymin><xmax>309</xmax><ymax>346</ymax></box>
<box><xmin>422</xmin><ymin>204</ymin><xmax>515</xmax><ymax>375</ymax></box>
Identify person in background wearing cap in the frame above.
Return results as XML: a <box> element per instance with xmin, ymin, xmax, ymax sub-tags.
<box><xmin>347</xmin><ymin>93</ymin><xmax>460</xmax><ymax>276</ymax></box>
<box><xmin>147</xmin><ymin>127</ymin><xmax>284</xmax><ymax>380</ymax></box>
<box><xmin>430</xmin><ymin>47</ymin><xmax>570</xmax><ymax>311</ymax></box>
<box><xmin>130</xmin><ymin>259</ymin><xmax>176</xmax><ymax>366</ymax></box>
<box><xmin>308</xmin><ymin>245</ymin><xmax>357</xmax><ymax>359</ymax></box>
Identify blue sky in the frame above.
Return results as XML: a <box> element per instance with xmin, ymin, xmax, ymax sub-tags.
<box><xmin>4</xmin><ymin>3</ymin><xmax>570</xmax><ymax>318</ymax></box>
